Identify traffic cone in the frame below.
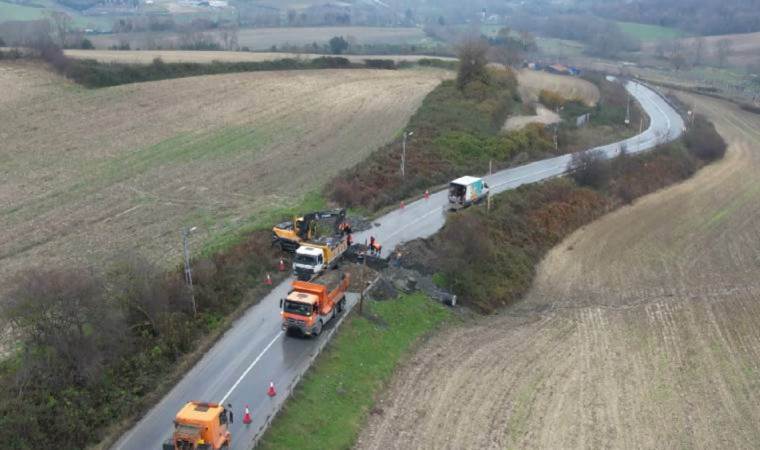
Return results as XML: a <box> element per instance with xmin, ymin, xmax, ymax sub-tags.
<box><xmin>243</xmin><ymin>405</ymin><xmax>252</xmax><ymax>425</ymax></box>
<box><xmin>424</xmin><ymin>189</ymin><xmax>430</xmax><ymax>200</ymax></box>
<box><xmin>267</xmin><ymin>381</ymin><xmax>277</xmax><ymax>397</ymax></box>
<box><xmin>265</xmin><ymin>273</ymin><xmax>272</xmax><ymax>285</ymax></box>
<box><xmin>278</xmin><ymin>258</ymin><xmax>285</xmax><ymax>272</ymax></box>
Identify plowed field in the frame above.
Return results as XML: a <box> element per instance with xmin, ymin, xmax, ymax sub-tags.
<box><xmin>356</xmin><ymin>94</ymin><xmax>760</xmax><ymax>449</ymax></box>
<box><xmin>0</xmin><ymin>62</ymin><xmax>447</xmax><ymax>286</ymax></box>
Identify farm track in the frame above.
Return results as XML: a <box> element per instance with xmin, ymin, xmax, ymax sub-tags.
<box><xmin>356</xmin><ymin>94</ymin><xmax>760</xmax><ymax>449</ymax></box>
<box><xmin>0</xmin><ymin>62</ymin><xmax>448</xmax><ymax>287</ymax></box>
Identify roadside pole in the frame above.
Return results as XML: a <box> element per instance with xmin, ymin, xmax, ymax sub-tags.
<box><xmin>359</xmin><ymin>251</ymin><xmax>366</xmax><ymax>315</ymax></box>
<box><xmin>182</xmin><ymin>226</ymin><xmax>198</xmax><ymax>317</ymax></box>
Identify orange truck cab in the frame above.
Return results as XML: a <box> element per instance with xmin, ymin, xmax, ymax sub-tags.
<box><xmin>163</xmin><ymin>401</ymin><xmax>231</xmax><ymax>450</ymax></box>
<box><xmin>280</xmin><ymin>271</ymin><xmax>350</xmax><ymax>337</ymax></box>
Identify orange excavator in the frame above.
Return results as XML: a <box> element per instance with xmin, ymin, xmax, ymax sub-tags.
<box><xmin>163</xmin><ymin>402</ymin><xmax>231</xmax><ymax>450</ymax></box>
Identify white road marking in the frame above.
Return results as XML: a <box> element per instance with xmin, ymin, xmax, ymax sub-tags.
<box><xmin>219</xmin><ymin>331</ymin><xmax>284</xmax><ymax>404</ymax></box>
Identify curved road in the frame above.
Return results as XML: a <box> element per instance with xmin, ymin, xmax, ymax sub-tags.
<box><xmin>112</xmin><ymin>80</ymin><xmax>683</xmax><ymax>450</ymax></box>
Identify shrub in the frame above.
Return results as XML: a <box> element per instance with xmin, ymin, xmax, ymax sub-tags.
<box><xmin>683</xmin><ymin>115</ymin><xmax>727</xmax><ymax>161</ymax></box>
<box><xmin>80</xmin><ymin>38</ymin><xmax>94</xmax><ymax>49</ymax></box>
<box><xmin>568</xmin><ymin>150</ymin><xmax>611</xmax><ymax>189</ymax></box>
<box><xmin>364</xmin><ymin>59</ymin><xmax>396</xmax><ymax>70</ymax></box>
<box><xmin>539</xmin><ymin>89</ymin><xmax>565</xmax><ymax>110</ymax></box>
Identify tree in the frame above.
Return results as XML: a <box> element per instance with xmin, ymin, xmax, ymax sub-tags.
<box><xmin>568</xmin><ymin>150</ymin><xmax>611</xmax><ymax>189</ymax></box>
<box><xmin>2</xmin><ymin>267</ymin><xmax>128</xmax><ymax>385</ymax></box>
<box><xmin>219</xmin><ymin>24</ymin><xmax>239</xmax><ymax>50</ymax></box>
<box><xmin>715</xmin><ymin>38</ymin><xmax>733</xmax><ymax>67</ymax></box>
<box><xmin>691</xmin><ymin>36</ymin><xmax>706</xmax><ymax>66</ymax></box>
<box><xmin>329</xmin><ymin>35</ymin><xmax>349</xmax><ymax>54</ymax></box>
<box><xmin>80</xmin><ymin>38</ymin><xmax>94</xmax><ymax>49</ymax></box>
<box><xmin>46</xmin><ymin>11</ymin><xmax>72</xmax><ymax>48</ymax></box>
<box><xmin>456</xmin><ymin>38</ymin><xmax>489</xmax><ymax>89</ymax></box>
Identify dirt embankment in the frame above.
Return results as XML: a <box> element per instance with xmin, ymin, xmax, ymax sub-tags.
<box><xmin>503</xmin><ymin>105</ymin><xmax>561</xmax><ymax>131</ymax></box>
<box><xmin>356</xmin><ymin>94</ymin><xmax>760</xmax><ymax>448</ymax></box>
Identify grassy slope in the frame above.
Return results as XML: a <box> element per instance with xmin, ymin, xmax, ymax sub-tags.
<box><xmin>616</xmin><ymin>21</ymin><xmax>685</xmax><ymax>41</ymax></box>
<box><xmin>259</xmin><ymin>293</ymin><xmax>452</xmax><ymax>450</ymax></box>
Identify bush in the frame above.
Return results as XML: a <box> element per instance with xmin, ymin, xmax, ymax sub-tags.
<box><xmin>539</xmin><ymin>89</ymin><xmax>565</xmax><ymax>110</ymax></box>
<box><xmin>364</xmin><ymin>59</ymin><xmax>396</xmax><ymax>70</ymax></box>
<box><xmin>80</xmin><ymin>38</ymin><xmax>94</xmax><ymax>49</ymax></box>
<box><xmin>329</xmin><ymin>36</ymin><xmax>348</xmax><ymax>54</ymax></box>
<box><xmin>568</xmin><ymin>150</ymin><xmax>611</xmax><ymax>189</ymax></box>
<box><xmin>683</xmin><ymin>115</ymin><xmax>727</xmax><ymax>161</ymax></box>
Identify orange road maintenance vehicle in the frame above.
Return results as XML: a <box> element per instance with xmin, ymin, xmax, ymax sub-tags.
<box><xmin>163</xmin><ymin>401</ymin><xmax>231</xmax><ymax>450</ymax></box>
<box><xmin>280</xmin><ymin>270</ymin><xmax>350</xmax><ymax>337</ymax></box>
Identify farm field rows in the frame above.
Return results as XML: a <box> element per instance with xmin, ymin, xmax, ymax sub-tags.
<box><xmin>357</xmin><ymin>94</ymin><xmax>760</xmax><ymax>448</ymax></box>
<box><xmin>0</xmin><ymin>62</ymin><xmax>447</xmax><ymax>287</ymax></box>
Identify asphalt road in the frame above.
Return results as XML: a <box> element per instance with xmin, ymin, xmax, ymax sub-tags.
<box><xmin>112</xmin><ymin>80</ymin><xmax>683</xmax><ymax>450</ymax></box>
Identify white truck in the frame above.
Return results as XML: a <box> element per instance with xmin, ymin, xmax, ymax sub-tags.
<box><xmin>448</xmin><ymin>176</ymin><xmax>490</xmax><ymax>210</ymax></box>
<box><xmin>292</xmin><ymin>235</ymin><xmax>349</xmax><ymax>280</ymax></box>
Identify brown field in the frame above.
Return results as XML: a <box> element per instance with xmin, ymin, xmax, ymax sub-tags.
<box><xmin>356</xmin><ymin>94</ymin><xmax>760</xmax><ymax>448</ymax></box>
<box><xmin>89</xmin><ymin>26</ymin><xmax>427</xmax><ymax>51</ymax></box>
<box><xmin>0</xmin><ymin>62</ymin><xmax>447</xmax><ymax>289</ymax></box>
<box><xmin>516</xmin><ymin>69</ymin><xmax>600</xmax><ymax>106</ymax></box>
<box><xmin>63</xmin><ymin>49</ymin><xmax>454</xmax><ymax>64</ymax></box>
<box><xmin>641</xmin><ymin>31</ymin><xmax>760</xmax><ymax>66</ymax></box>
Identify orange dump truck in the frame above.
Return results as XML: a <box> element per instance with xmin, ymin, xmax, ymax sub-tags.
<box><xmin>280</xmin><ymin>270</ymin><xmax>350</xmax><ymax>337</ymax></box>
<box><xmin>163</xmin><ymin>401</ymin><xmax>231</xmax><ymax>450</ymax></box>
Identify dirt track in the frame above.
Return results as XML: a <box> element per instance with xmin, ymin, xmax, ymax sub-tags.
<box><xmin>356</xmin><ymin>95</ymin><xmax>760</xmax><ymax>448</ymax></box>
<box><xmin>0</xmin><ymin>62</ymin><xmax>447</xmax><ymax>286</ymax></box>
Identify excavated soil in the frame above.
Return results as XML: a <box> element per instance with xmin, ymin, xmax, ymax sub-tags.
<box><xmin>356</xmin><ymin>94</ymin><xmax>760</xmax><ymax>449</ymax></box>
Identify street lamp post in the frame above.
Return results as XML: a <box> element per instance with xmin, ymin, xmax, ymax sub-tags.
<box><xmin>401</xmin><ymin>130</ymin><xmax>414</xmax><ymax>178</ymax></box>
<box><xmin>182</xmin><ymin>226</ymin><xmax>198</xmax><ymax>316</ymax></box>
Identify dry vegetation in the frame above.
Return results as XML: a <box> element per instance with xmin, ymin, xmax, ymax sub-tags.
<box><xmin>516</xmin><ymin>69</ymin><xmax>600</xmax><ymax>106</ymax></box>
<box><xmin>357</xmin><ymin>94</ymin><xmax>760</xmax><ymax>448</ymax></box>
<box><xmin>0</xmin><ymin>61</ymin><xmax>447</xmax><ymax>287</ymax></box>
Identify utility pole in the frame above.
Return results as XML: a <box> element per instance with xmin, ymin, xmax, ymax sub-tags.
<box><xmin>359</xmin><ymin>250</ymin><xmax>366</xmax><ymax>315</ymax></box>
<box><xmin>625</xmin><ymin>91</ymin><xmax>631</xmax><ymax>125</ymax></box>
<box><xmin>182</xmin><ymin>226</ymin><xmax>198</xmax><ymax>317</ymax></box>
<box><xmin>489</xmin><ymin>159</ymin><xmax>492</xmax><ymax>176</ymax></box>
<box><xmin>401</xmin><ymin>130</ymin><xmax>414</xmax><ymax>178</ymax></box>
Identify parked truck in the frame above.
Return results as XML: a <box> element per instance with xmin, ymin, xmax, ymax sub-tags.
<box><xmin>292</xmin><ymin>234</ymin><xmax>349</xmax><ymax>280</ymax></box>
<box><xmin>163</xmin><ymin>401</ymin><xmax>231</xmax><ymax>450</ymax></box>
<box><xmin>448</xmin><ymin>176</ymin><xmax>490</xmax><ymax>210</ymax></box>
<box><xmin>272</xmin><ymin>209</ymin><xmax>346</xmax><ymax>252</ymax></box>
<box><xmin>280</xmin><ymin>270</ymin><xmax>350</xmax><ymax>337</ymax></box>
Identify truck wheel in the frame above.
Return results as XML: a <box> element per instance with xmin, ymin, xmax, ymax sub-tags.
<box><xmin>338</xmin><ymin>297</ymin><xmax>345</xmax><ymax>313</ymax></box>
<box><xmin>314</xmin><ymin>320</ymin><xmax>323</xmax><ymax>337</ymax></box>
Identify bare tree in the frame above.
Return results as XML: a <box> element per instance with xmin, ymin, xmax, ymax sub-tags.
<box><xmin>456</xmin><ymin>38</ymin><xmax>489</xmax><ymax>89</ymax></box>
<box><xmin>2</xmin><ymin>267</ymin><xmax>127</xmax><ymax>384</ymax></box>
<box><xmin>691</xmin><ymin>36</ymin><xmax>706</xmax><ymax>66</ymax></box>
<box><xmin>715</xmin><ymin>38</ymin><xmax>733</xmax><ymax>67</ymax></box>
<box><xmin>46</xmin><ymin>11</ymin><xmax>72</xmax><ymax>48</ymax></box>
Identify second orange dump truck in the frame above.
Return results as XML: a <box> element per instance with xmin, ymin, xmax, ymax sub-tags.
<box><xmin>280</xmin><ymin>270</ymin><xmax>350</xmax><ymax>337</ymax></box>
<box><xmin>163</xmin><ymin>401</ymin><xmax>231</xmax><ymax>450</ymax></box>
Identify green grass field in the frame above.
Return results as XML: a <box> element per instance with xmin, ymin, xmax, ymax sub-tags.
<box><xmin>258</xmin><ymin>293</ymin><xmax>453</xmax><ymax>450</ymax></box>
<box><xmin>616</xmin><ymin>21</ymin><xmax>686</xmax><ymax>42</ymax></box>
<box><xmin>0</xmin><ymin>0</ymin><xmax>46</xmax><ymax>21</ymax></box>
<box><xmin>536</xmin><ymin>36</ymin><xmax>585</xmax><ymax>57</ymax></box>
